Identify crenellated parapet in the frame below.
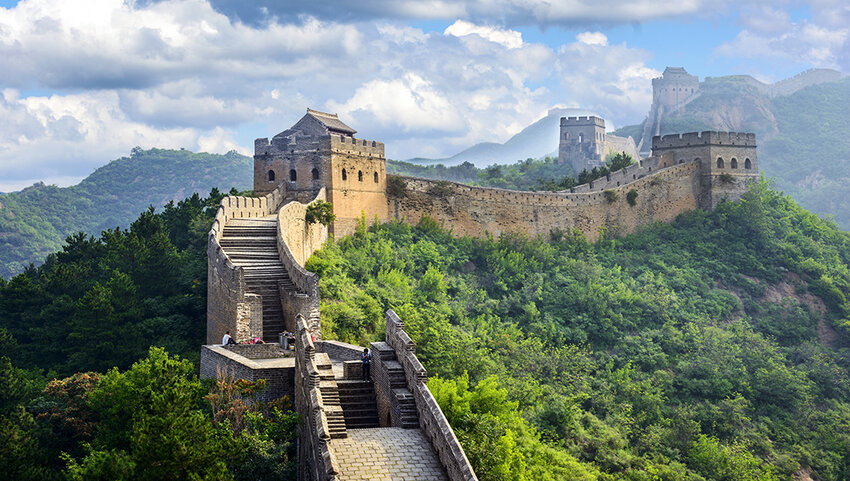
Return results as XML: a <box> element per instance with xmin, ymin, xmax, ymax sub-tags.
<box><xmin>652</xmin><ymin>131</ymin><xmax>757</xmax><ymax>149</ymax></box>
<box><xmin>329</xmin><ymin>133</ymin><xmax>385</xmax><ymax>158</ymax></box>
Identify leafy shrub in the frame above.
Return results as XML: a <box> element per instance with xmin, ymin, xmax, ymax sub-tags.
<box><xmin>718</xmin><ymin>173</ymin><xmax>735</xmax><ymax>184</ymax></box>
<box><xmin>386</xmin><ymin>175</ymin><xmax>407</xmax><ymax>197</ymax></box>
<box><xmin>428</xmin><ymin>180</ymin><xmax>454</xmax><ymax>198</ymax></box>
<box><xmin>305</xmin><ymin>200</ymin><xmax>336</xmax><ymax>226</ymax></box>
<box><xmin>604</xmin><ymin>190</ymin><xmax>619</xmax><ymax>203</ymax></box>
<box><xmin>626</xmin><ymin>189</ymin><xmax>638</xmax><ymax>206</ymax></box>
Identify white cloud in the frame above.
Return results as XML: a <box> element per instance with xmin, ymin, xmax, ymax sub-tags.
<box><xmin>444</xmin><ymin>19</ymin><xmax>523</xmax><ymax>49</ymax></box>
<box><xmin>576</xmin><ymin>31</ymin><xmax>608</xmax><ymax>46</ymax></box>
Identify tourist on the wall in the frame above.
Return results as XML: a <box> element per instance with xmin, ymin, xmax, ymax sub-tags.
<box><xmin>222</xmin><ymin>330</ymin><xmax>237</xmax><ymax>346</ymax></box>
<box><xmin>361</xmin><ymin>348</ymin><xmax>372</xmax><ymax>381</ymax></box>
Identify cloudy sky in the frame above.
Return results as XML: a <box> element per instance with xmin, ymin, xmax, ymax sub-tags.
<box><xmin>0</xmin><ymin>0</ymin><xmax>847</xmax><ymax>191</ymax></box>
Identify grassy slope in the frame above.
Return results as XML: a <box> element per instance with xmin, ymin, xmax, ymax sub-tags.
<box><xmin>0</xmin><ymin>148</ymin><xmax>252</xmax><ymax>278</ymax></box>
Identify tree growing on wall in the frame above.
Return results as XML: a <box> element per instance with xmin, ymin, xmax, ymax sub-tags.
<box><xmin>627</xmin><ymin>189</ymin><xmax>638</xmax><ymax>206</ymax></box>
<box><xmin>386</xmin><ymin>175</ymin><xmax>407</xmax><ymax>197</ymax></box>
<box><xmin>305</xmin><ymin>201</ymin><xmax>336</xmax><ymax>226</ymax></box>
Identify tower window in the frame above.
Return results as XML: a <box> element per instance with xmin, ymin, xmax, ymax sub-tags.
<box><xmin>745</xmin><ymin>158</ymin><xmax>752</xmax><ymax>169</ymax></box>
<box><xmin>716</xmin><ymin>157</ymin><xmax>724</xmax><ymax>168</ymax></box>
<box><xmin>289</xmin><ymin>169</ymin><xmax>297</xmax><ymax>182</ymax></box>
<box><xmin>268</xmin><ymin>170</ymin><xmax>275</xmax><ymax>182</ymax></box>
<box><xmin>358</xmin><ymin>170</ymin><xmax>363</xmax><ymax>182</ymax></box>
<box><xmin>731</xmin><ymin>158</ymin><xmax>738</xmax><ymax>169</ymax></box>
<box><xmin>342</xmin><ymin>169</ymin><xmax>347</xmax><ymax>181</ymax></box>
<box><xmin>374</xmin><ymin>172</ymin><xmax>379</xmax><ymax>183</ymax></box>
<box><xmin>312</xmin><ymin>168</ymin><xmax>319</xmax><ymax>180</ymax></box>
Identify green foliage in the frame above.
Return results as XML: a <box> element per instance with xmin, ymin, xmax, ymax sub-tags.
<box><xmin>0</xmin><ymin>188</ymin><xmax>233</xmax><ymax>375</ymax></box>
<box><xmin>428</xmin><ymin>180</ymin><xmax>455</xmax><ymax>197</ymax></box>
<box><xmin>0</xmin><ymin>148</ymin><xmax>251</xmax><ymax>278</ymax></box>
<box><xmin>305</xmin><ymin>200</ymin><xmax>336</xmax><ymax>226</ymax></box>
<box><xmin>311</xmin><ymin>180</ymin><xmax>850</xmax><ymax>480</ymax></box>
<box><xmin>604</xmin><ymin>190</ymin><xmax>619</xmax><ymax>203</ymax></box>
<box><xmin>718</xmin><ymin>173</ymin><xmax>735</xmax><ymax>184</ymax></box>
<box><xmin>606</xmin><ymin>152</ymin><xmax>635</xmax><ymax>172</ymax></box>
<box><xmin>386</xmin><ymin>174</ymin><xmax>408</xmax><ymax>197</ymax></box>
<box><xmin>626</xmin><ymin>189</ymin><xmax>638</xmax><ymax>206</ymax></box>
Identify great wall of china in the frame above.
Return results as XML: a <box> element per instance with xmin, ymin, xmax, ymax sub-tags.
<box><xmin>201</xmin><ymin>107</ymin><xmax>760</xmax><ymax>480</ymax></box>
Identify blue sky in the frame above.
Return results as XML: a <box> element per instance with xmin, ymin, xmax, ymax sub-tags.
<box><xmin>0</xmin><ymin>0</ymin><xmax>846</xmax><ymax>191</ymax></box>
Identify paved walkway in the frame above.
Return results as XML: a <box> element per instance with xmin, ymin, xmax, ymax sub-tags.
<box><xmin>330</xmin><ymin>428</ymin><xmax>448</xmax><ymax>481</ymax></box>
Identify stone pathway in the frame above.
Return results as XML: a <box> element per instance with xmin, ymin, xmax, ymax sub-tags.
<box><xmin>330</xmin><ymin>427</ymin><xmax>448</xmax><ymax>481</ymax></box>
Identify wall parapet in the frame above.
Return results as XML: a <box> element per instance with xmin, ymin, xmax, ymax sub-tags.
<box><xmin>384</xmin><ymin>310</ymin><xmax>477</xmax><ymax>481</ymax></box>
<box><xmin>295</xmin><ymin>314</ymin><xmax>340</xmax><ymax>481</ymax></box>
<box><xmin>330</xmin><ymin>133</ymin><xmax>385</xmax><ymax>157</ymax></box>
<box><xmin>652</xmin><ymin>131</ymin><xmax>756</xmax><ymax>150</ymax></box>
<box><xmin>276</xmin><ymin>188</ymin><xmax>327</xmax><ymax>340</ymax></box>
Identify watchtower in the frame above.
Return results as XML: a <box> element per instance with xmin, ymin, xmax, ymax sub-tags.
<box><xmin>254</xmin><ymin>108</ymin><xmax>387</xmax><ymax>237</ymax></box>
<box><xmin>558</xmin><ymin>116</ymin><xmax>606</xmax><ymax>174</ymax></box>
<box><xmin>652</xmin><ymin>131</ymin><xmax>758</xmax><ymax>209</ymax></box>
<box><xmin>652</xmin><ymin>67</ymin><xmax>700</xmax><ymax>112</ymax></box>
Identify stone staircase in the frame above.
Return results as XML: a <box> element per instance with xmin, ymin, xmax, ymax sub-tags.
<box><xmin>337</xmin><ymin>381</ymin><xmax>380</xmax><ymax>429</ymax></box>
<box><xmin>316</xmin><ymin>354</ymin><xmax>347</xmax><ymax>439</ymax></box>
<box><xmin>220</xmin><ymin>217</ymin><xmax>296</xmax><ymax>341</ymax></box>
<box><xmin>373</xmin><ymin>342</ymin><xmax>420</xmax><ymax>429</ymax></box>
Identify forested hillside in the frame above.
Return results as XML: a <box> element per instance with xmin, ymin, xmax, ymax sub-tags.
<box><xmin>614</xmin><ymin>76</ymin><xmax>850</xmax><ymax>229</ymax></box>
<box><xmin>307</xmin><ymin>181</ymin><xmax>850</xmax><ymax>480</ymax></box>
<box><xmin>0</xmin><ymin>148</ymin><xmax>252</xmax><ymax>278</ymax></box>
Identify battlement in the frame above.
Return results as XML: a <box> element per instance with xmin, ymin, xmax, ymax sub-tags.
<box><xmin>329</xmin><ymin>133</ymin><xmax>385</xmax><ymax>158</ymax></box>
<box><xmin>652</xmin><ymin>131</ymin><xmax>756</xmax><ymax>150</ymax></box>
<box><xmin>561</xmin><ymin>115</ymin><xmax>605</xmax><ymax>127</ymax></box>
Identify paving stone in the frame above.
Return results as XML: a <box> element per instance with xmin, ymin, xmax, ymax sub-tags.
<box><xmin>329</xmin><ymin>427</ymin><xmax>448</xmax><ymax>481</ymax></box>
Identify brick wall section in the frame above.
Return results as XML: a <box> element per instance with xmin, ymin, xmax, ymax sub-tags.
<box><xmin>276</xmin><ymin>188</ymin><xmax>326</xmax><ymax>340</ymax></box>
<box><xmin>294</xmin><ymin>314</ymin><xmax>340</xmax><ymax>481</ymax></box>
<box><xmin>316</xmin><ymin>340</ymin><xmax>364</xmax><ymax>361</ymax></box>
<box><xmin>384</xmin><ymin>310</ymin><xmax>478</xmax><ymax>481</ymax></box>
<box><xmin>391</xmin><ymin>159</ymin><xmax>700</xmax><ymax>243</ymax></box>
<box><xmin>199</xmin><ymin>344</ymin><xmax>295</xmax><ymax>402</ymax></box>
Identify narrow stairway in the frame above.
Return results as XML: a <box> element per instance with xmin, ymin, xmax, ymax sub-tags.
<box><xmin>219</xmin><ymin>217</ymin><xmax>296</xmax><ymax>341</ymax></box>
<box><xmin>337</xmin><ymin>381</ymin><xmax>380</xmax><ymax>428</ymax></box>
<box><xmin>373</xmin><ymin>342</ymin><xmax>420</xmax><ymax>429</ymax></box>
<box><xmin>316</xmin><ymin>353</ymin><xmax>347</xmax><ymax>439</ymax></box>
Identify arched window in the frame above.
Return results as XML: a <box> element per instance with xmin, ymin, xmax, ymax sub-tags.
<box><xmin>679</xmin><ymin>159</ymin><xmax>684</xmax><ymax>164</ymax></box>
<box><xmin>565</xmin><ymin>132</ymin><xmax>570</xmax><ymax>140</ymax></box>
<box><xmin>745</xmin><ymin>158</ymin><xmax>752</xmax><ymax>169</ymax></box>
<box><xmin>578</xmin><ymin>133</ymin><xmax>584</xmax><ymax>143</ymax></box>
<box><xmin>312</xmin><ymin>168</ymin><xmax>319</xmax><ymax>180</ymax></box>
<box><xmin>731</xmin><ymin>158</ymin><xmax>738</xmax><ymax>169</ymax></box>
<box><xmin>358</xmin><ymin>170</ymin><xmax>363</xmax><ymax>182</ymax></box>
<box><xmin>373</xmin><ymin>172</ymin><xmax>379</xmax><ymax>183</ymax></box>
<box><xmin>342</xmin><ymin>169</ymin><xmax>347</xmax><ymax>181</ymax></box>
<box><xmin>268</xmin><ymin>170</ymin><xmax>275</xmax><ymax>182</ymax></box>
<box><xmin>716</xmin><ymin>157</ymin><xmax>724</xmax><ymax>168</ymax></box>
<box><xmin>289</xmin><ymin>169</ymin><xmax>297</xmax><ymax>182</ymax></box>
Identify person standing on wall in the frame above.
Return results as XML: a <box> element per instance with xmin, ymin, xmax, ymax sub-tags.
<box><xmin>361</xmin><ymin>348</ymin><xmax>372</xmax><ymax>381</ymax></box>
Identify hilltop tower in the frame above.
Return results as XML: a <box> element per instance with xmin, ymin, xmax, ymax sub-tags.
<box><xmin>652</xmin><ymin>67</ymin><xmax>700</xmax><ymax>111</ymax></box>
<box><xmin>558</xmin><ymin>116</ymin><xmax>607</xmax><ymax>173</ymax></box>
<box><xmin>254</xmin><ymin>108</ymin><xmax>387</xmax><ymax>237</ymax></box>
<box><xmin>651</xmin><ymin>131</ymin><xmax>758</xmax><ymax>209</ymax></box>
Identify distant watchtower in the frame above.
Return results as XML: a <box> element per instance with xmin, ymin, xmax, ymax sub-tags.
<box><xmin>652</xmin><ymin>67</ymin><xmax>700</xmax><ymax>112</ymax></box>
<box><xmin>558</xmin><ymin>116</ymin><xmax>607</xmax><ymax>174</ymax></box>
<box><xmin>254</xmin><ymin>108</ymin><xmax>387</xmax><ymax>237</ymax></box>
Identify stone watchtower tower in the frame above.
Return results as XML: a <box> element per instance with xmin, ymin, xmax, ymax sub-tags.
<box><xmin>652</xmin><ymin>131</ymin><xmax>758</xmax><ymax>209</ymax></box>
<box><xmin>652</xmin><ymin>67</ymin><xmax>700</xmax><ymax>111</ymax></box>
<box><xmin>254</xmin><ymin>108</ymin><xmax>387</xmax><ymax>237</ymax></box>
<box><xmin>558</xmin><ymin>116</ymin><xmax>606</xmax><ymax>174</ymax></box>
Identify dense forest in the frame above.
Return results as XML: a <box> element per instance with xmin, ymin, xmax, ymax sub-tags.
<box><xmin>2</xmin><ymin>178</ymin><xmax>850</xmax><ymax>479</ymax></box>
<box><xmin>0</xmin><ymin>148</ymin><xmax>252</xmax><ymax>278</ymax></box>
<box><xmin>0</xmin><ymin>188</ymin><xmax>298</xmax><ymax>480</ymax></box>
<box><xmin>307</xmin><ymin>180</ymin><xmax>850</xmax><ymax>480</ymax></box>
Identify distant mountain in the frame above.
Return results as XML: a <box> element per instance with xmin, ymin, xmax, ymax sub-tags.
<box><xmin>407</xmin><ymin>107</ymin><xmax>596</xmax><ymax>166</ymax></box>
<box><xmin>613</xmin><ymin>74</ymin><xmax>850</xmax><ymax>229</ymax></box>
<box><xmin>0</xmin><ymin>148</ymin><xmax>252</xmax><ymax>278</ymax></box>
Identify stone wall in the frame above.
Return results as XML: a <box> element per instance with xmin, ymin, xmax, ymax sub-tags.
<box><xmin>316</xmin><ymin>340</ymin><xmax>364</xmax><ymax>362</ymax></box>
<box><xmin>199</xmin><ymin>344</ymin><xmax>295</xmax><ymax>403</ymax></box>
<box><xmin>277</xmin><ymin>189</ymin><xmax>326</xmax><ymax>339</ymax></box>
<box><xmin>207</xmin><ymin>183</ymin><xmax>288</xmax><ymax>344</ymax></box>
<box><xmin>294</xmin><ymin>314</ymin><xmax>340</xmax><ymax>481</ymax></box>
<box><xmin>390</xmin><ymin>159</ymin><xmax>701</xmax><ymax>242</ymax></box>
<box><xmin>384</xmin><ymin>310</ymin><xmax>477</xmax><ymax>481</ymax></box>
